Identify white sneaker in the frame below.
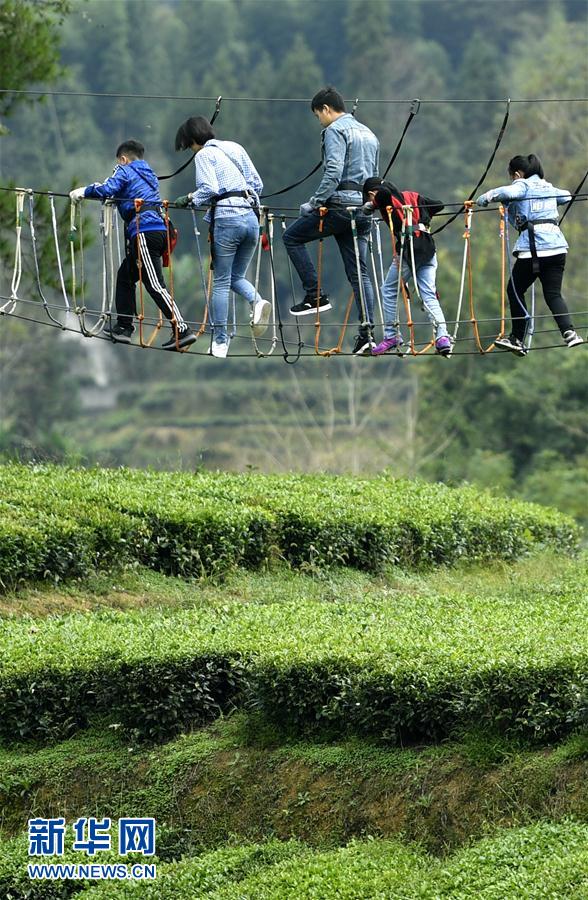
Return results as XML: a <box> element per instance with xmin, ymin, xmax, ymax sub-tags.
<box><xmin>208</xmin><ymin>339</ymin><xmax>230</xmax><ymax>358</ymax></box>
<box><xmin>563</xmin><ymin>330</ymin><xmax>584</xmax><ymax>348</ymax></box>
<box><xmin>251</xmin><ymin>298</ymin><xmax>271</xmax><ymax>337</ymax></box>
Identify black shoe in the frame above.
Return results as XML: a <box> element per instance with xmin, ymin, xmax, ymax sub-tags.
<box><xmin>290</xmin><ymin>292</ymin><xmax>332</xmax><ymax>316</ymax></box>
<box><xmin>161</xmin><ymin>328</ymin><xmax>197</xmax><ymax>351</ymax></box>
<box><xmin>494</xmin><ymin>334</ymin><xmax>527</xmax><ymax>357</ymax></box>
<box><xmin>105</xmin><ymin>323</ymin><xmax>134</xmax><ymax>344</ymax></box>
<box><xmin>352</xmin><ymin>330</ymin><xmax>375</xmax><ymax>356</ymax></box>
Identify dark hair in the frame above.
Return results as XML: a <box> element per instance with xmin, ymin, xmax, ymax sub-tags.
<box><xmin>508</xmin><ymin>154</ymin><xmax>544</xmax><ymax>179</ymax></box>
<box><xmin>310</xmin><ymin>86</ymin><xmax>346</xmax><ymax>113</ymax></box>
<box><xmin>362</xmin><ymin>177</ymin><xmax>384</xmax><ymax>202</ymax></box>
<box><xmin>362</xmin><ymin>177</ymin><xmax>402</xmax><ymax>204</ymax></box>
<box><xmin>175</xmin><ymin>117</ymin><xmax>215</xmax><ymax>151</ymax></box>
<box><xmin>116</xmin><ymin>139</ymin><xmax>144</xmax><ymax>159</ymax></box>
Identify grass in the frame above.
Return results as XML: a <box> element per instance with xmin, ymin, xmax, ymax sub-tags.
<box><xmin>1</xmin><ymin>713</ymin><xmax>587</xmax><ymax>855</ymax></box>
<box><xmin>1</xmin><ymin>463</ymin><xmax>585</xmax><ymax>895</ymax></box>
<box><xmin>0</xmin><ymin>549</ymin><xmax>578</xmax><ymax>618</ymax></box>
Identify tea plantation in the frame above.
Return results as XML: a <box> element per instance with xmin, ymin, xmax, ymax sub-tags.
<box><xmin>0</xmin><ymin>464</ymin><xmax>586</xmax><ymax>898</ymax></box>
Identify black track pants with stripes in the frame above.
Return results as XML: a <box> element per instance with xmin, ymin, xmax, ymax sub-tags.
<box><xmin>115</xmin><ymin>229</ymin><xmax>187</xmax><ymax>331</ymax></box>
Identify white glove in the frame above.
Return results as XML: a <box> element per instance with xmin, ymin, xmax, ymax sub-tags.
<box><xmin>69</xmin><ymin>187</ymin><xmax>86</xmax><ymax>202</ymax></box>
<box><xmin>476</xmin><ymin>192</ymin><xmax>492</xmax><ymax>207</ymax></box>
<box><xmin>299</xmin><ymin>202</ymin><xmax>315</xmax><ymax>216</ymax></box>
<box><xmin>362</xmin><ymin>201</ymin><xmax>375</xmax><ymax>215</ymax></box>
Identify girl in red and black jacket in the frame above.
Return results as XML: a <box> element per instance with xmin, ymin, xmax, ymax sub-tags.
<box><xmin>362</xmin><ymin>177</ymin><xmax>451</xmax><ymax>355</ymax></box>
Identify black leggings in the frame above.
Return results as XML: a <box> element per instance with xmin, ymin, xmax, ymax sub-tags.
<box><xmin>507</xmin><ymin>253</ymin><xmax>573</xmax><ymax>341</ymax></box>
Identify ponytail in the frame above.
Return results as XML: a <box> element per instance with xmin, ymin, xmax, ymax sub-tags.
<box><xmin>508</xmin><ymin>154</ymin><xmax>544</xmax><ymax>179</ymax></box>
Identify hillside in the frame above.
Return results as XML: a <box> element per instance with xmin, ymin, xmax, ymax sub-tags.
<box><xmin>0</xmin><ymin>465</ymin><xmax>586</xmax><ymax>897</ymax></box>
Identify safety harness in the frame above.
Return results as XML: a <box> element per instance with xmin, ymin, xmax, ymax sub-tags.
<box><xmin>337</xmin><ymin>180</ymin><xmax>364</xmax><ymax>192</ymax></box>
<box><xmin>131</xmin><ymin>166</ymin><xmax>178</xmax><ymax>267</ymax></box>
<box><xmin>208</xmin><ymin>189</ymin><xmax>254</xmax><ymax>269</ymax></box>
<box><xmin>517</xmin><ymin>217</ymin><xmax>559</xmax><ymax>273</ymax></box>
<box><xmin>384</xmin><ymin>190</ymin><xmax>435</xmax><ymax>262</ymax></box>
<box><xmin>207</xmin><ymin>144</ymin><xmax>260</xmax><ymax>269</ymax></box>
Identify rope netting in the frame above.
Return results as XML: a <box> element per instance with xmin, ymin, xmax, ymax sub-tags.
<box><xmin>0</xmin><ymin>187</ymin><xmax>586</xmax><ymax>360</ymax></box>
<box><xmin>0</xmin><ymin>91</ymin><xmax>586</xmax><ymax>361</ymax></box>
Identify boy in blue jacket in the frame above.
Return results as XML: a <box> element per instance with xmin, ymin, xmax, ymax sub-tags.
<box><xmin>70</xmin><ymin>140</ymin><xmax>195</xmax><ymax>350</ymax></box>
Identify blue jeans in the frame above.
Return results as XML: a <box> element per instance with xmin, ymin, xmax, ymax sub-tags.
<box><xmin>382</xmin><ymin>254</ymin><xmax>448</xmax><ymax>339</ymax></box>
<box><xmin>282</xmin><ymin>207</ymin><xmax>375</xmax><ymax>328</ymax></box>
<box><xmin>211</xmin><ymin>211</ymin><xmax>262</xmax><ymax>343</ymax></box>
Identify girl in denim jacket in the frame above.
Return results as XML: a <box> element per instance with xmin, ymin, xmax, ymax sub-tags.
<box><xmin>477</xmin><ymin>154</ymin><xmax>583</xmax><ymax>356</ymax></box>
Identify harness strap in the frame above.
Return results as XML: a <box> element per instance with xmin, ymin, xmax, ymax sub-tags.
<box><xmin>158</xmin><ymin>97</ymin><xmax>222</xmax><ymax>181</ymax></box>
<box><xmin>208</xmin><ymin>189</ymin><xmax>251</xmax><ymax>269</ymax></box>
<box><xmin>519</xmin><ymin>218</ymin><xmax>558</xmax><ymax>274</ymax></box>
<box><xmin>260</xmin><ymin>160</ymin><xmax>322</xmax><ymax>200</ymax></box>
<box><xmin>337</xmin><ymin>180</ymin><xmax>363</xmax><ymax>192</ymax></box>
<box><xmin>382</xmin><ymin>99</ymin><xmax>420</xmax><ymax>179</ymax></box>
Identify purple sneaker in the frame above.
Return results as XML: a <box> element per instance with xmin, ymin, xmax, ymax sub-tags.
<box><xmin>435</xmin><ymin>335</ymin><xmax>452</xmax><ymax>356</ymax></box>
<box><xmin>372</xmin><ymin>335</ymin><xmax>404</xmax><ymax>355</ymax></box>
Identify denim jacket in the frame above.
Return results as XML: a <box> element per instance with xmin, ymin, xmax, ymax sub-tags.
<box><xmin>309</xmin><ymin>114</ymin><xmax>379</xmax><ymax>209</ymax></box>
<box><xmin>478</xmin><ymin>175</ymin><xmax>571</xmax><ymax>256</ymax></box>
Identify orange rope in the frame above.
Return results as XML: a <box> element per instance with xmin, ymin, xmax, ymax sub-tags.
<box><xmin>135</xmin><ymin>199</ymin><xmax>162</xmax><ymax>348</ymax></box>
<box><xmin>316</xmin><ymin>291</ymin><xmax>355</xmax><ymax>357</ymax></box>
<box><xmin>197</xmin><ymin>276</ymin><xmax>211</xmax><ymax>337</ymax></box>
<box><xmin>386</xmin><ymin>206</ymin><xmax>433</xmax><ymax>356</ymax></box>
<box><xmin>311</xmin><ymin>208</ymin><xmax>356</xmax><ymax>356</ymax></box>
<box><xmin>481</xmin><ymin>203</ymin><xmax>507</xmax><ymax>352</ymax></box>
<box><xmin>196</xmin><ymin>232</ymin><xmax>214</xmax><ymax>338</ymax></box>
<box><xmin>314</xmin><ymin>207</ymin><xmax>329</xmax><ymax>356</ymax></box>
<box><xmin>461</xmin><ymin>201</ymin><xmax>484</xmax><ymax>353</ymax></box>
<box><xmin>498</xmin><ymin>203</ymin><xmax>507</xmax><ymax>341</ymax></box>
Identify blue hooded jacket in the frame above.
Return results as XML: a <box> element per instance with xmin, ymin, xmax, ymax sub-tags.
<box><xmin>84</xmin><ymin>160</ymin><xmax>167</xmax><ymax>239</ymax></box>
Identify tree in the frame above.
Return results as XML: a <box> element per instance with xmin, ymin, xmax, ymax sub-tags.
<box><xmin>0</xmin><ymin>0</ymin><xmax>71</xmax><ymax>125</ymax></box>
<box><xmin>0</xmin><ymin>0</ymin><xmax>81</xmax><ymax>460</ymax></box>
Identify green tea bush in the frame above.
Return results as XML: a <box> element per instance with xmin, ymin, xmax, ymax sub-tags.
<box><xmin>0</xmin><ymin>651</ymin><xmax>246</xmax><ymax>744</ymax></box>
<box><xmin>78</xmin><ymin>841</ymin><xmax>307</xmax><ymax>899</ymax></box>
<box><xmin>77</xmin><ymin>822</ymin><xmax>588</xmax><ymax>899</ymax></box>
<box><xmin>0</xmin><ymin>833</ymin><xmax>153</xmax><ymax>900</ymax></box>
<box><xmin>209</xmin><ymin>821</ymin><xmax>588</xmax><ymax>899</ymax></box>
<box><xmin>1</xmin><ymin>574</ymin><xmax>587</xmax><ymax>744</ymax></box>
<box><xmin>0</xmin><ymin>464</ymin><xmax>579</xmax><ymax>589</ymax></box>
<box><xmin>251</xmin><ymin>658</ymin><xmax>588</xmax><ymax>744</ymax></box>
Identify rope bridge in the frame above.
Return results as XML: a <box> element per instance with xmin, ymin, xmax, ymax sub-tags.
<box><xmin>0</xmin><ymin>90</ymin><xmax>586</xmax><ymax>362</ymax></box>
<box><xmin>1</xmin><ymin>187</ymin><xmax>586</xmax><ymax>361</ymax></box>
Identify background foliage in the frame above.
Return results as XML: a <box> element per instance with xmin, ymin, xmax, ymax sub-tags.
<box><xmin>0</xmin><ymin>0</ymin><xmax>586</xmax><ymax>524</ymax></box>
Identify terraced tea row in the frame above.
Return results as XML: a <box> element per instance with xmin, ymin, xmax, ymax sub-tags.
<box><xmin>0</xmin><ymin>464</ymin><xmax>578</xmax><ymax>588</ymax></box>
<box><xmin>3</xmin><ymin>823</ymin><xmax>587</xmax><ymax>899</ymax></box>
<box><xmin>2</xmin><ymin>560</ymin><xmax>587</xmax><ymax>744</ymax></box>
